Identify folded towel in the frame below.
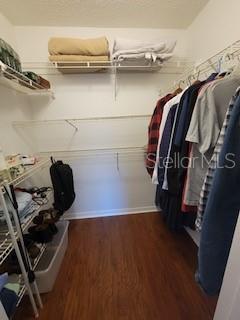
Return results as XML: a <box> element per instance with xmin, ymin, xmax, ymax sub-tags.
<box><xmin>49</xmin><ymin>55</ymin><xmax>109</xmax><ymax>62</ymax></box>
<box><xmin>0</xmin><ymin>191</ymin><xmax>32</xmax><ymax>216</ymax></box>
<box><xmin>0</xmin><ymin>274</ymin><xmax>8</xmax><ymax>292</ymax></box>
<box><xmin>15</xmin><ymin>191</ymin><xmax>32</xmax><ymax>213</ymax></box>
<box><xmin>48</xmin><ymin>37</ymin><xmax>109</xmax><ymax>56</ymax></box>
<box><xmin>112</xmin><ymin>38</ymin><xmax>176</xmax><ymax>61</ymax></box>
<box><xmin>112</xmin><ymin>43</ymin><xmax>166</xmax><ymax>59</ymax></box>
<box><xmin>113</xmin><ymin>38</ymin><xmax>176</xmax><ymax>52</ymax></box>
<box><xmin>4</xmin><ymin>283</ymin><xmax>20</xmax><ymax>295</ymax></box>
<box><xmin>115</xmin><ymin>52</ymin><xmax>173</xmax><ymax>62</ymax></box>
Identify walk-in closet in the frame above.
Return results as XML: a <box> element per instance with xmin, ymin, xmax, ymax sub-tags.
<box><xmin>0</xmin><ymin>0</ymin><xmax>240</xmax><ymax>319</ymax></box>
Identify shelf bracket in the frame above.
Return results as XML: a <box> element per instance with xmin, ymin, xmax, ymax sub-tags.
<box><xmin>116</xmin><ymin>152</ymin><xmax>119</xmax><ymax>172</ymax></box>
<box><xmin>65</xmin><ymin>120</ymin><xmax>78</xmax><ymax>132</ymax></box>
<box><xmin>113</xmin><ymin>64</ymin><xmax>118</xmax><ymax>101</ymax></box>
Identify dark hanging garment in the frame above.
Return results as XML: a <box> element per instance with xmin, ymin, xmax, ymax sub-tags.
<box><xmin>157</xmin><ymin>104</ymin><xmax>178</xmax><ymax>188</ymax></box>
<box><xmin>158</xmin><ymin>83</ymin><xmax>204</xmax><ymax>231</ymax></box>
<box><xmin>155</xmin><ymin>95</ymin><xmax>184</xmax><ymax>231</ymax></box>
<box><xmin>197</xmin><ymin>93</ymin><xmax>240</xmax><ymax>295</ymax></box>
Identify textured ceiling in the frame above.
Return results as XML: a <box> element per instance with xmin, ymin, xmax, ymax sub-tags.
<box><xmin>0</xmin><ymin>0</ymin><xmax>209</xmax><ymax>29</ymax></box>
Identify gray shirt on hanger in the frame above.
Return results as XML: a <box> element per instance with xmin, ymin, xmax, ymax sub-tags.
<box><xmin>184</xmin><ymin>76</ymin><xmax>240</xmax><ymax>206</ymax></box>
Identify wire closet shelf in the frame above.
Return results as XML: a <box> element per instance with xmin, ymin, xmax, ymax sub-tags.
<box><xmin>0</xmin><ymin>61</ymin><xmax>54</xmax><ymax>98</ymax></box>
<box><xmin>163</xmin><ymin>40</ymin><xmax>240</xmax><ymax>95</ymax></box>
<box><xmin>0</xmin><ymin>158</ymin><xmax>51</xmax><ymax>265</ymax></box>
<box><xmin>22</xmin><ymin>57</ymin><xmax>193</xmax><ymax>75</ymax></box>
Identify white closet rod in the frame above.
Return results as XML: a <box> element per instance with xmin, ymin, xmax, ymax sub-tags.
<box><xmin>163</xmin><ymin>39</ymin><xmax>240</xmax><ymax>94</ymax></box>
<box><xmin>40</xmin><ymin>146</ymin><xmax>145</xmax><ymax>156</ymax></box>
<box><xmin>12</xmin><ymin>114</ymin><xmax>151</xmax><ymax>127</ymax></box>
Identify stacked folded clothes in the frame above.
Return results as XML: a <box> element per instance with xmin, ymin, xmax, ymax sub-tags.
<box><xmin>0</xmin><ymin>38</ymin><xmax>51</xmax><ymax>89</ymax></box>
<box><xmin>15</xmin><ymin>190</ymin><xmax>35</xmax><ymax>219</ymax></box>
<box><xmin>112</xmin><ymin>38</ymin><xmax>176</xmax><ymax>64</ymax></box>
<box><xmin>22</xmin><ymin>71</ymin><xmax>51</xmax><ymax>89</ymax></box>
<box><xmin>48</xmin><ymin>36</ymin><xmax>110</xmax><ymax>62</ymax></box>
<box><xmin>0</xmin><ymin>190</ymin><xmax>38</xmax><ymax>223</ymax></box>
<box><xmin>0</xmin><ymin>38</ymin><xmax>22</xmax><ymax>73</ymax></box>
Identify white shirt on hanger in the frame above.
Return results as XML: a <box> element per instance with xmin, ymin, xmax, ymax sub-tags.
<box><xmin>152</xmin><ymin>90</ymin><xmax>185</xmax><ymax>185</ymax></box>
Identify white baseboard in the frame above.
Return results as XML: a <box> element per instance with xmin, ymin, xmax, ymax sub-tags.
<box><xmin>185</xmin><ymin>227</ymin><xmax>200</xmax><ymax>247</ymax></box>
<box><xmin>63</xmin><ymin>206</ymin><xmax>157</xmax><ymax>220</ymax></box>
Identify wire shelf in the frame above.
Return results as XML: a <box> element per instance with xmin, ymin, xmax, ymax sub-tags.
<box><xmin>0</xmin><ymin>189</ymin><xmax>53</xmax><ymax>265</ymax></box>
<box><xmin>32</xmin><ymin>243</ymin><xmax>47</xmax><ymax>270</ymax></box>
<box><xmin>1</xmin><ymin>158</ymin><xmax>51</xmax><ymax>189</ymax></box>
<box><xmin>163</xmin><ymin>39</ymin><xmax>240</xmax><ymax>94</ymax></box>
<box><xmin>15</xmin><ymin>242</ymin><xmax>47</xmax><ymax>307</ymax></box>
<box><xmin>21</xmin><ymin>57</ymin><xmax>193</xmax><ymax>75</ymax></box>
<box><xmin>0</xmin><ymin>61</ymin><xmax>54</xmax><ymax>98</ymax></box>
<box><xmin>16</xmin><ymin>280</ymin><xmax>26</xmax><ymax>307</ymax></box>
<box><xmin>0</xmin><ymin>230</ymin><xmax>17</xmax><ymax>264</ymax></box>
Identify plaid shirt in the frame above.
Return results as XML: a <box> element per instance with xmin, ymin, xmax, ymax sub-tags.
<box><xmin>146</xmin><ymin>94</ymin><xmax>173</xmax><ymax>177</ymax></box>
<box><xmin>196</xmin><ymin>92</ymin><xmax>239</xmax><ymax>231</ymax></box>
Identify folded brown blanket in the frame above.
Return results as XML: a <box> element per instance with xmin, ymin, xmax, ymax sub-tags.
<box><xmin>48</xmin><ymin>37</ymin><xmax>109</xmax><ymax>56</ymax></box>
<box><xmin>49</xmin><ymin>55</ymin><xmax>109</xmax><ymax>62</ymax></box>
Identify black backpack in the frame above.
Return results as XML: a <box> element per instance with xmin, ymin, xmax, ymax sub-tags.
<box><xmin>50</xmin><ymin>158</ymin><xmax>75</xmax><ymax>213</ymax></box>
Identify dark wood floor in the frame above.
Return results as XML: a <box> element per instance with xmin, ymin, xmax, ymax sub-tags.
<box><xmin>15</xmin><ymin>213</ymin><xmax>217</xmax><ymax>320</ymax></box>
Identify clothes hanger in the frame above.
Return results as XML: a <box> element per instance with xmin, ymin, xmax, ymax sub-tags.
<box><xmin>230</xmin><ymin>54</ymin><xmax>240</xmax><ymax>77</ymax></box>
<box><xmin>172</xmin><ymin>80</ymin><xmax>184</xmax><ymax>95</ymax></box>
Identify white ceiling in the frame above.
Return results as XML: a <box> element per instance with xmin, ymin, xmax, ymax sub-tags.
<box><xmin>0</xmin><ymin>0</ymin><xmax>209</xmax><ymax>29</ymax></box>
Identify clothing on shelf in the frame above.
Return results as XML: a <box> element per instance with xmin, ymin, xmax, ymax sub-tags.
<box><xmin>22</xmin><ymin>72</ymin><xmax>51</xmax><ymax>89</ymax></box>
<box><xmin>112</xmin><ymin>38</ymin><xmax>176</xmax><ymax>64</ymax></box>
<box><xmin>48</xmin><ymin>36</ymin><xmax>110</xmax><ymax>63</ymax></box>
<box><xmin>48</xmin><ymin>54</ymin><xmax>109</xmax><ymax>62</ymax></box>
<box><xmin>0</xmin><ymin>274</ymin><xmax>8</xmax><ymax>292</ymax></box>
<box><xmin>0</xmin><ymin>190</ymin><xmax>37</xmax><ymax>222</ymax></box>
<box><xmin>0</xmin><ymin>287</ymin><xmax>18</xmax><ymax>318</ymax></box>
<box><xmin>0</xmin><ymin>38</ymin><xmax>22</xmax><ymax>73</ymax></box>
<box><xmin>5</xmin><ymin>274</ymin><xmax>20</xmax><ymax>295</ymax></box>
<box><xmin>48</xmin><ymin>36</ymin><xmax>109</xmax><ymax>56</ymax></box>
<box><xmin>0</xmin><ymin>187</ymin><xmax>50</xmax><ymax>224</ymax></box>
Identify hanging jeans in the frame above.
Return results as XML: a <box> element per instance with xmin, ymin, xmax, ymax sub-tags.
<box><xmin>197</xmin><ymin>93</ymin><xmax>240</xmax><ymax>295</ymax></box>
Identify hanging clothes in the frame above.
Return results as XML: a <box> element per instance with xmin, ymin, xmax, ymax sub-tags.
<box><xmin>197</xmin><ymin>90</ymin><xmax>240</xmax><ymax>295</ymax></box>
<box><xmin>157</xmin><ymin>81</ymin><xmax>209</xmax><ymax>230</ymax></box>
<box><xmin>196</xmin><ymin>93</ymin><xmax>237</xmax><ymax>231</ymax></box>
<box><xmin>185</xmin><ymin>77</ymin><xmax>240</xmax><ymax>207</ymax></box>
<box><xmin>157</xmin><ymin>104</ymin><xmax>178</xmax><ymax>188</ymax></box>
<box><xmin>146</xmin><ymin>94</ymin><xmax>174</xmax><ymax>177</ymax></box>
<box><xmin>152</xmin><ymin>90</ymin><xmax>185</xmax><ymax>185</ymax></box>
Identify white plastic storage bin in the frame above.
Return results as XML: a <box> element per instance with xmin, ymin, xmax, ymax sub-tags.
<box><xmin>34</xmin><ymin>220</ymin><xmax>69</xmax><ymax>293</ymax></box>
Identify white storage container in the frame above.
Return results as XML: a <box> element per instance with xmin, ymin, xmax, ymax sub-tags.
<box><xmin>34</xmin><ymin>220</ymin><xmax>69</xmax><ymax>293</ymax></box>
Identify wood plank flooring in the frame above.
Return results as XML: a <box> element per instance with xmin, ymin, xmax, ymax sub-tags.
<box><xmin>15</xmin><ymin>213</ymin><xmax>217</xmax><ymax>320</ymax></box>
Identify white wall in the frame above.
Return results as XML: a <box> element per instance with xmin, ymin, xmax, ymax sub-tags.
<box><xmin>187</xmin><ymin>0</ymin><xmax>240</xmax><ymax>61</ymax></box>
<box><xmin>0</xmin><ymin>13</ymin><xmax>33</xmax><ymax>155</ymax></box>
<box><xmin>0</xmin><ymin>12</ymin><xmax>16</xmax><ymax>47</ymax></box>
